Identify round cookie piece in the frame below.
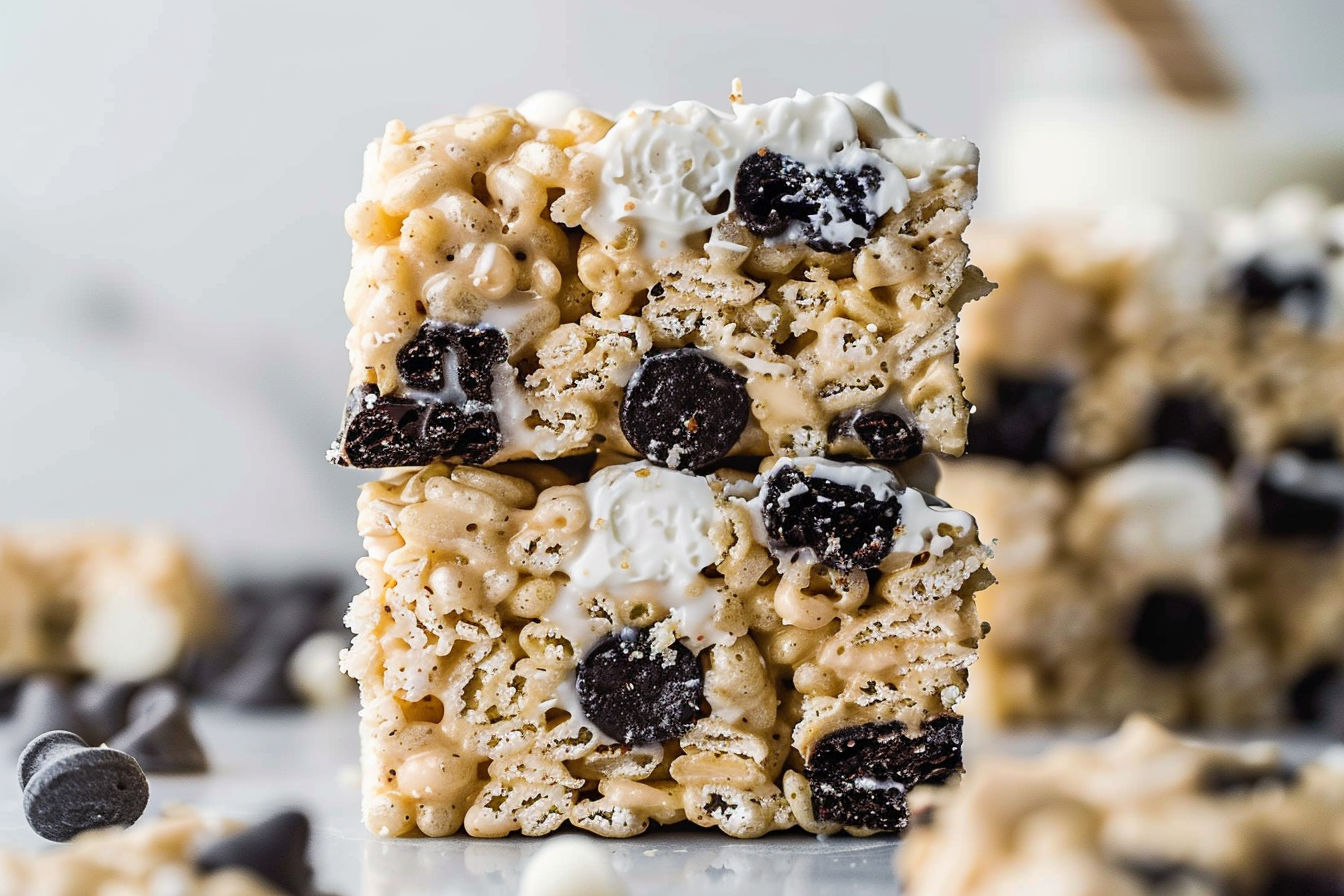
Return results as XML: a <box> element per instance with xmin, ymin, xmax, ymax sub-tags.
<box><xmin>760</xmin><ymin>461</ymin><xmax>902</xmax><ymax>571</ymax></box>
<box><xmin>620</xmin><ymin>349</ymin><xmax>750</xmax><ymax>471</ymax></box>
<box><xmin>1127</xmin><ymin>587</ymin><xmax>1216</xmax><ymax>668</ymax></box>
<box><xmin>575</xmin><ymin>628</ymin><xmax>704</xmax><ymax>746</ymax></box>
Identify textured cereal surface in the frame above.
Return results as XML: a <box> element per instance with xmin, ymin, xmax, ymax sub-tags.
<box><xmin>0</xmin><ymin>812</ymin><xmax>279</xmax><ymax>896</ymax></box>
<box><xmin>337</xmin><ymin>97</ymin><xmax>986</xmax><ymax>466</ymax></box>
<box><xmin>343</xmin><ymin>460</ymin><xmax>989</xmax><ymax>838</ymax></box>
<box><xmin>901</xmin><ymin>716</ymin><xmax>1344</xmax><ymax>896</ymax></box>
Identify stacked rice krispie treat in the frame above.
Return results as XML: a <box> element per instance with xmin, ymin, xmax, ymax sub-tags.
<box><xmin>332</xmin><ymin>84</ymin><xmax>995</xmax><ymax>837</ymax></box>
<box><xmin>900</xmin><ymin>715</ymin><xmax>1344</xmax><ymax>896</ymax></box>
<box><xmin>946</xmin><ymin>188</ymin><xmax>1344</xmax><ymax>729</ymax></box>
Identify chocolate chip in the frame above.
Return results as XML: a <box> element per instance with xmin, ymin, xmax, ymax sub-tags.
<box><xmin>1149</xmin><ymin>393</ymin><xmax>1237</xmax><ymax>469</ymax></box>
<box><xmin>1118</xmin><ymin>860</ymin><xmax>1217</xmax><ymax>890</ymax></box>
<box><xmin>575</xmin><ymin>628</ymin><xmax>704</xmax><ymax>746</ymax></box>
<box><xmin>830</xmin><ymin>411</ymin><xmax>924</xmax><ymax>463</ymax></box>
<box><xmin>1255</xmin><ymin>451</ymin><xmax>1344</xmax><ymax>540</ymax></box>
<box><xmin>967</xmin><ymin>374</ymin><xmax>1070</xmax><ymax>464</ymax></box>
<box><xmin>331</xmin><ymin>322</ymin><xmax>509</xmax><ymax>468</ymax></box>
<box><xmin>619</xmin><ymin>349</ymin><xmax>750</xmax><ymax>471</ymax></box>
<box><xmin>734</xmin><ymin>150</ymin><xmax>883</xmax><ymax>252</ymax></box>
<box><xmin>75</xmin><ymin>680</ymin><xmax>139</xmax><ymax>745</ymax></box>
<box><xmin>0</xmin><ymin>677</ymin><xmax>24</xmax><ymax>718</ymax></box>
<box><xmin>17</xmin><ymin>731</ymin><xmax>149</xmax><ymax>841</ymax></box>
<box><xmin>1232</xmin><ymin>257</ymin><xmax>1328</xmax><ymax>325</ymax></box>
<box><xmin>1289</xmin><ymin>663</ymin><xmax>1344</xmax><ymax>736</ymax></box>
<box><xmin>106</xmin><ymin>682</ymin><xmax>207</xmax><ymax>774</ymax></box>
<box><xmin>1259</xmin><ymin>868</ymin><xmax>1344</xmax><ymax>896</ymax></box>
<box><xmin>1199</xmin><ymin>761</ymin><xmax>1299</xmax><ymax>794</ymax></box>
<box><xmin>761</xmin><ymin>462</ymin><xmax>901</xmax><ymax>571</ymax></box>
<box><xmin>197</xmin><ymin>810</ymin><xmax>314</xmax><ymax>896</ymax></box>
<box><xmin>10</xmin><ymin>676</ymin><xmax>97</xmax><ymax>756</ymax></box>
<box><xmin>1128</xmin><ymin>587</ymin><xmax>1216</xmax><ymax>668</ymax></box>
<box><xmin>805</xmin><ymin>716</ymin><xmax>963</xmax><ymax>831</ymax></box>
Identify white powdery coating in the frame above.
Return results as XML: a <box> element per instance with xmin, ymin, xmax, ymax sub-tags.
<box><xmin>551</xmin><ymin>462</ymin><xmax>723</xmax><ymax>653</ymax></box>
<box><xmin>582</xmin><ymin>87</ymin><xmax>975</xmax><ymax>255</ymax></box>
<box><xmin>517</xmin><ymin>836</ymin><xmax>627</xmax><ymax>896</ymax></box>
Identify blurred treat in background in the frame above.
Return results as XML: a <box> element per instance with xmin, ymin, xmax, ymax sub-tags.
<box><xmin>0</xmin><ymin>529</ymin><xmax>215</xmax><ymax>683</ymax></box>
<box><xmin>948</xmin><ymin>188</ymin><xmax>1344</xmax><ymax>730</ymax></box>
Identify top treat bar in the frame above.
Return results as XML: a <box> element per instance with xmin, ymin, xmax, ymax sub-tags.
<box><xmin>331</xmin><ymin>84</ymin><xmax>986</xmax><ymax>470</ymax></box>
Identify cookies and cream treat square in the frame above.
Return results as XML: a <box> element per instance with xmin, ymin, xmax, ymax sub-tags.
<box><xmin>900</xmin><ymin>716</ymin><xmax>1344</xmax><ymax>896</ymax></box>
<box><xmin>331</xmin><ymin>83</ymin><xmax>988</xmax><ymax>472</ymax></box>
<box><xmin>342</xmin><ymin>455</ymin><xmax>990</xmax><ymax>838</ymax></box>
<box><xmin>0</xmin><ymin>528</ymin><xmax>216</xmax><ymax>682</ymax></box>
<box><xmin>0</xmin><ymin>811</ymin><xmax>282</xmax><ymax>896</ymax></box>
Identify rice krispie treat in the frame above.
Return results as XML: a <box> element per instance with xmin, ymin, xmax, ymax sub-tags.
<box><xmin>0</xmin><ymin>810</ymin><xmax>317</xmax><ymax>896</ymax></box>
<box><xmin>330</xmin><ymin>83</ymin><xmax>988</xmax><ymax>471</ymax></box>
<box><xmin>900</xmin><ymin>716</ymin><xmax>1344</xmax><ymax>896</ymax></box>
<box><xmin>342</xmin><ymin>455</ymin><xmax>990</xmax><ymax>838</ymax></box>
<box><xmin>0</xmin><ymin>529</ymin><xmax>216</xmax><ymax>683</ymax></box>
<box><xmin>951</xmin><ymin>188</ymin><xmax>1344</xmax><ymax>729</ymax></box>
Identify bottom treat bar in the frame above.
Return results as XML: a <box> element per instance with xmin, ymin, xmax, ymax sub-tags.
<box><xmin>900</xmin><ymin>715</ymin><xmax>1344</xmax><ymax>896</ymax></box>
<box><xmin>0</xmin><ymin>529</ymin><xmax>216</xmax><ymax>682</ymax></box>
<box><xmin>344</xmin><ymin>456</ymin><xmax>991</xmax><ymax>837</ymax></box>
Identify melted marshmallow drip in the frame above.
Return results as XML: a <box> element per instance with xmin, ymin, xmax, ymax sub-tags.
<box><xmin>583</xmin><ymin>88</ymin><xmax>976</xmax><ymax>255</ymax></box>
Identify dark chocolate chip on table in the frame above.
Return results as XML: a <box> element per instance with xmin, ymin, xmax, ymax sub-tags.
<box><xmin>1127</xmin><ymin>587</ymin><xmax>1216</xmax><ymax>668</ymax></box>
<box><xmin>761</xmin><ymin>462</ymin><xmax>901</xmax><ymax>571</ymax></box>
<box><xmin>966</xmin><ymin>374</ymin><xmax>1070</xmax><ymax>464</ymax></box>
<box><xmin>17</xmin><ymin>730</ymin><xmax>149</xmax><ymax>841</ymax></box>
<box><xmin>106</xmin><ymin>681</ymin><xmax>208</xmax><ymax>774</ymax></box>
<box><xmin>575</xmin><ymin>627</ymin><xmax>704</xmax><ymax>746</ymax></box>
<box><xmin>196</xmin><ymin>810</ymin><xmax>315</xmax><ymax>896</ymax></box>
<box><xmin>75</xmin><ymin>679</ymin><xmax>140</xmax><ymax>745</ymax></box>
<box><xmin>620</xmin><ymin>349</ymin><xmax>750</xmax><ymax>471</ymax></box>
<box><xmin>734</xmin><ymin>150</ymin><xmax>883</xmax><ymax>252</ymax></box>
<box><xmin>805</xmin><ymin>715</ymin><xmax>963</xmax><ymax>831</ymax></box>
<box><xmin>10</xmin><ymin>676</ymin><xmax>97</xmax><ymax>755</ymax></box>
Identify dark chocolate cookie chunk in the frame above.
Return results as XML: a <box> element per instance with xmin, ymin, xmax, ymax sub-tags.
<box><xmin>1259</xmin><ymin>867</ymin><xmax>1344</xmax><ymax>896</ymax></box>
<box><xmin>334</xmin><ymin>383</ymin><xmax>502</xmax><ymax>468</ymax></box>
<box><xmin>620</xmin><ymin>349</ymin><xmax>750</xmax><ymax>471</ymax></box>
<box><xmin>805</xmin><ymin>716</ymin><xmax>963</xmax><ymax>831</ymax></box>
<box><xmin>197</xmin><ymin>810</ymin><xmax>314</xmax><ymax>896</ymax></box>
<box><xmin>1255</xmin><ymin>451</ymin><xmax>1344</xmax><ymax>540</ymax></box>
<box><xmin>734</xmin><ymin>150</ymin><xmax>883</xmax><ymax>253</ymax></box>
<box><xmin>966</xmin><ymin>374</ymin><xmax>1070</xmax><ymax>464</ymax></box>
<box><xmin>760</xmin><ymin>462</ymin><xmax>901</xmax><ymax>571</ymax></box>
<box><xmin>1289</xmin><ymin>663</ymin><xmax>1344</xmax><ymax>737</ymax></box>
<box><xmin>1148</xmin><ymin>392</ymin><xmax>1237</xmax><ymax>469</ymax></box>
<box><xmin>575</xmin><ymin>628</ymin><xmax>704</xmax><ymax>746</ymax></box>
<box><xmin>1231</xmin><ymin>257</ymin><xmax>1328</xmax><ymax>325</ymax></box>
<box><xmin>395</xmin><ymin>322</ymin><xmax>506</xmax><ymax>400</ymax></box>
<box><xmin>18</xmin><ymin>731</ymin><xmax>149</xmax><ymax>842</ymax></box>
<box><xmin>829</xmin><ymin>411</ymin><xmax>924</xmax><ymax>463</ymax></box>
<box><xmin>331</xmin><ymin>322</ymin><xmax>508</xmax><ymax>468</ymax></box>
<box><xmin>1128</xmin><ymin>587</ymin><xmax>1216</xmax><ymax>668</ymax></box>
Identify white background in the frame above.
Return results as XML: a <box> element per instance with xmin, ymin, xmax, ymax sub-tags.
<box><xmin>0</xmin><ymin>0</ymin><xmax>1340</xmax><ymax>573</ymax></box>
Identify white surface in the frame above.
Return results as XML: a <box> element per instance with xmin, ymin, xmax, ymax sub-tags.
<box><xmin>1</xmin><ymin>707</ymin><xmax>1339</xmax><ymax>895</ymax></box>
